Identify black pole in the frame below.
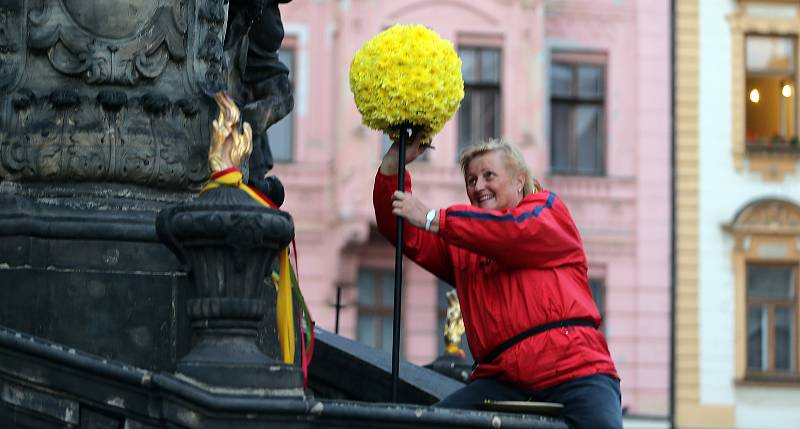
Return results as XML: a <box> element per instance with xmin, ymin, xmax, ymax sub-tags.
<box><xmin>334</xmin><ymin>287</ymin><xmax>342</xmax><ymax>335</ymax></box>
<box><xmin>391</xmin><ymin>127</ymin><xmax>408</xmax><ymax>403</ymax></box>
<box><xmin>669</xmin><ymin>0</ymin><xmax>677</xmax><ymax>427</ymax></box>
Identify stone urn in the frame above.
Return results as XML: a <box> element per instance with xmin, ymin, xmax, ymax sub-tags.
<box><xmin>156</xmin><ymin>184</ymin><xmax>303</xmax><ymax>396</ymax></box>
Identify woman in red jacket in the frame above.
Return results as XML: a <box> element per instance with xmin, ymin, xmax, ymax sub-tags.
<box><xmin>374</xmin><ymin>136</ymin><xmax>622</xmax><ymax>429</ymax></box>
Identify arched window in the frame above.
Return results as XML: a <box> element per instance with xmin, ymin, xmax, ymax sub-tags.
<box><xmin>726</xmin><ymin>199</ymin><xmax>800</xmax><ymax>382</ymax></box>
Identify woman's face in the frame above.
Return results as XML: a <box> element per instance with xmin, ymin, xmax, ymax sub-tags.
<box><xmin>465</xmin><ymin>151</ymin><xmax>525</xmax><ymax>210</ymax></box>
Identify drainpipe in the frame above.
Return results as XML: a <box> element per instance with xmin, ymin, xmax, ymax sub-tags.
<box><xmin>669</xmin><ymin>0</ymin><xmax>677</xmax><ymax>428</ymax></box>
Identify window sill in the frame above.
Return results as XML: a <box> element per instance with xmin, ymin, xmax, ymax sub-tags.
<box><xmin>548</xmin><ymin>171</ymin><xmax>607</xmax><ymax>177</ymax></box>
<box><xmin>735</xmin><ymin>375</ymin><xmax>800</xmax><ymax>388</ymax></box>
<box><xmin>745</xmin><ymin>143</ymin><xmax>800</xmax><ymax>156</ymax></box>
<box><xmin>742</xmin><ymin>143</ymin><xmax>800</xmax><ymax>181</ymax></box>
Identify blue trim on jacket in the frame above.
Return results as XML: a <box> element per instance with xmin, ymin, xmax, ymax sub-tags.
<box><xmin>448</xmin><ymin>192</ymin><xmax>556</xmax><ymax>222</ymax></box>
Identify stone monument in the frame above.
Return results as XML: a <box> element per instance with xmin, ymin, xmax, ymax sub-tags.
<box><xmin>0</xmin><ymin>0</ymin><xmax>292</xmax><ymax>373</ymax></box>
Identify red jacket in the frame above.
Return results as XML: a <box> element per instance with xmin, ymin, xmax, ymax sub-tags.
<box><xmin>374</xmin><ymin>171</ymin><xmax>618</xmax><ymax>390</ymax></box>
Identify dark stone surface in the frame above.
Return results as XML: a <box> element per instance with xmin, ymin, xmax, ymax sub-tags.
<box><xmin>0</xmin><ymin>0</ymin><xmax>295</xmax><ymax>190</ymax></box>
<box><xmin>0</xmin><ymin>326</ymin><xmax>568</xmax><ymax>428</ymax></box>
<box><xmin>0</xmin><ymin>267</ymin><xmax>186</xmax><ymax>370</ymax></box>
<box><xmin>157</xmin><ymin>185</ymin><xmax>302</xmax><ymax>393</ymax></box>
<box><xmin>0</xmin><ymin>193</ymin><xmax>192</xmax><ymax>371</ymax></box>
<box><xmin>309</xmin><ymin>329</ymin><xmax>463</xmax><ymax>405</ymax></box>
<box><xmin>0</xmin><ymin>0</ymin><xmax>216</xmax><ymax>190</ymax></box>
<box><xmin>424</xmin><ymin>354</ymin><xmax>473</xmax><ymax>384</ymax></box>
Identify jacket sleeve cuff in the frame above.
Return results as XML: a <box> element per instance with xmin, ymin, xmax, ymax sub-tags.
<box><xmin>438</xmin><ymin>208</ymin><xmax>447</xmax><ymax>234</ymax></box>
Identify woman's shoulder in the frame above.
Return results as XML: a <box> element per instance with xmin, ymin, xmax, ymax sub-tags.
<box><xmin>520</xmin><ymin>189</ymin><xmax>558</xmax><ymax>206</ymax></box>
<box><xmin>518</xmin><ymin>190</ymin><xmax>576</xmax><ymax>219</ymax></box>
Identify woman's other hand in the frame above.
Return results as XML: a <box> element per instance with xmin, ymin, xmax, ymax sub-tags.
<box><xmin>379</xmin><ymin>130</ymin><xmax>430</xmax><ymax>175</ymax></box>
<box><xmin>391</xmin><ymin>191</ymin><xmax>438</xmax><ymax>232</ymax></box>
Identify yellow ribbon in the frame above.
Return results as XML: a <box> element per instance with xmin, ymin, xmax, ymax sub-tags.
<box><xmin>202</xmin><ymin>169</ymin><xmax>295</xmax><ymax>364</ymax></box>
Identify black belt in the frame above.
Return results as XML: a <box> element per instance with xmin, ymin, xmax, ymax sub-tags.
<box><xmin>478</xmin><ymin>318</ymin><xmax>597</xmax><ymax>365</ymax></box>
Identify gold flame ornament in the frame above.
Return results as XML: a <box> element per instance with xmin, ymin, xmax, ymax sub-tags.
<box><xmin>208</xmin><ymin>91</ymin><xmax>253</xmax><ymax>172</ymax></box>
<box><xmin>444</xmin><ymin>290</ymin><xmax>466</xmax><ymax>356</ymax></box>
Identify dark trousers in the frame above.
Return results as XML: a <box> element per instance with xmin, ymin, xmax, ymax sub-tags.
<box><xmin>435</xmin><ymin>374</ymin><xmax>623</xmax><ymax>429</ymax></box>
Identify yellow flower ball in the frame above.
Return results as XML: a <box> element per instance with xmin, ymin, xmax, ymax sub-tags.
<box><xmin>349</xmin><ymin>24</ymin><xmax>464</xmax><ymax>142</ymax></box>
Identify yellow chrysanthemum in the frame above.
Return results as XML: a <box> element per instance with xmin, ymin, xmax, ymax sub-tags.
<box><xmin>349</xmin><ymin>24</ymin><xmax>464</xmax><ymax>142</ymax></box>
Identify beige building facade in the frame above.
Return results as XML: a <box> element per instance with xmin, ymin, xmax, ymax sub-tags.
<box><xmin>675</xmin><ymin>1</ymin><xmax>800</xmax><ymax>427</ymax></box>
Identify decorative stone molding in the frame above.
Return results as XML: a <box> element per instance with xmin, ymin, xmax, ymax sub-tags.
<box><xmin>0</xmin><ymin>3</ymin><xmax>24</xmax><ymax>91</ymax></box>
<box><xmin>0</xmin><ymin>0</ymin><xmax>227</xmax><ymax>190</ymax></box>
<box><xmin>747</xmin><ymin>152</ymin><xmax>800</xmax><ymax>182</ymax></box>
<box><xmin>725</xmin><ymin>198</ymin><xmax>800</xmax><ymax>235</ymax></box>
<box><xmin>197</xmin><ymin>0</ymin><xmax>226</xmax><ymax>93</ymax></box>
<box><xmin>27</xmin><ymin>1</ymin><xmax>186</xmax><ymax>85</ymax></box>
<box><xmin>0</xmin><ymin>90</ymin><xmax>209</xmax><ymax>188</ymax></box>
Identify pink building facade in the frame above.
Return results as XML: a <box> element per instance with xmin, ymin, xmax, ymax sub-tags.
<box><xmin>271</xmin><ymin>0</ymin><xmax>671</xmax><ymax>416</ymax></box>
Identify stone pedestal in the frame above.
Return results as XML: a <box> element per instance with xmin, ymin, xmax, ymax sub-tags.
<box><xmin>157</xmin><ymin>185</ymin><xmax>303</xmax><ymax>395</ymax></box>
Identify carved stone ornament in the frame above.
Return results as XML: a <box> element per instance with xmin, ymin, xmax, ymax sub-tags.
<box><xmin>727</xmin><ymin>199</ymin><xmax>800</xmax><ymax>234</ymax></box>
<box><xmin>0</xmin><ymin>0</ymin><xmax>229</xmax><ymax>190</ymax></box>
<box><xmin>0</xmin><ymin>3</ymin><xmax>24</xmax><ymax>91</ymax></box>
<box><xmin>27</xmin><ymin>0</ymin><xmax>186</xmax><ymax>85</ymax></box>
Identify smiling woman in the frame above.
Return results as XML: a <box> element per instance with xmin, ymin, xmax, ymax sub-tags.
<box><xmin>373</xmin><ymin>136</ymin><xmax>623</xmax><ymax>429</ymax></box>
<box><xmin>459</xmin><ymin>139</ymin><xmax>542</xmax><ymax>210</ymax></box>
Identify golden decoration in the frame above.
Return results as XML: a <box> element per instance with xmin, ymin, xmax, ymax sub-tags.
<box><xmin>208</xmin><ymin>92</ymin><xmax>253</xmax><ymax>173</ymax></box>
<box><xmin>444</xmin><ymin>290</ymin><xmax>465</xmax><ymax>356</ymax></box>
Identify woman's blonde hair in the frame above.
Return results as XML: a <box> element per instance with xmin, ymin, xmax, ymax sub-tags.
<box><xmin>458</xmin><ymin>138</ymin><xmax>542</xmax><ymax>196</ymax></box>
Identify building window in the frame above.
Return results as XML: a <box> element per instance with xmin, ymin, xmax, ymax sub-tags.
<box><xmin>381</xmin><ymin>133</ymin><xmax>428</xmax><ymax>161</ymax></box>
<box><xmin>436</xmin><ymin>281</ymin><xmax>473</xmax><ymax>361</ymax></box>
<box><xmin>381</xmin><ymin>134</ymin><xmax>393</xmax><ymax>158</ymax></box>
<box><xmin>745</xmin><ymin>34</ymin><xmax>798</xmax><ymax>149</ymax></box>
<box><xmin>729</xmin><ymin>6</ymin><xmax>800</xmax><ymax>178</ymax></box>
<box><xmin>589</xmin><ymin>278</ymin><xmax>605</xmax><ymax>321</ymax></box>
<box><xmin>356</xmin><ymin>269</ymin><xmax>395</xmax><ymax>354</ymax></box>
<box><xmin>550</xmin><ymin>54</ymin><xmax>606</xmax><ymax>176</ymax></box>
<box><xmin>727</xmin><ymin>199</ymin><xmax>800</xmax><ymax>382</ymax></box>
<box><xmin>266</xmin><ymin>46</ymin><xmax>295</xmax><ymax>163</ymax></box>
<box><xmin>746</xmin><ymin>264</ymin><xmax>797</xmax><ymax>376</ymax></box>
<box><xmin>457</xmin><ymin>47</ymin><xmax>502</xmax><ymax>157</ymax></box>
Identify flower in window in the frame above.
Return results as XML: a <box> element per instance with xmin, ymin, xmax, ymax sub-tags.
<box><xmin>349</xmin><ymin>24</ymin><xmax>464</xmax><ymax>142</ymax></box>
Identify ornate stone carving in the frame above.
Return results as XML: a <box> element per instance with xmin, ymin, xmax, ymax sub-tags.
<box><xmin>27</xmin><ymin>0</ymin><xmax>186</xmax><ymax>85</ymax></box>
<box><xmin>0</xmin><ymin>89</ymin><xmax>209</xmax><ymax>188</ymax></box>
<box><xmin>0</xmin><ymin>2</ymin><xmax>24</xmax><ymax>91</ymax></box>
<box><xmin>729</xmin><ymin>199</ymin><xmax>800</xmax><ymax>234</ymax></box>
<box><xmin>197</xmin><ymin>0</ymin><xmax>226</xmax><ymax>93</ymax></box>
<box><xmin>0</xmin><ymin>0</ymin><xmax>226</xmax><ymax>190</ymax></box>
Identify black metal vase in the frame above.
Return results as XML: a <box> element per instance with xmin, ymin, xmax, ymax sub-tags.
<box><xmin>156</xmin><ymin>185</ymin><xmax>303</xmax><ymax>396</ymax></box>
